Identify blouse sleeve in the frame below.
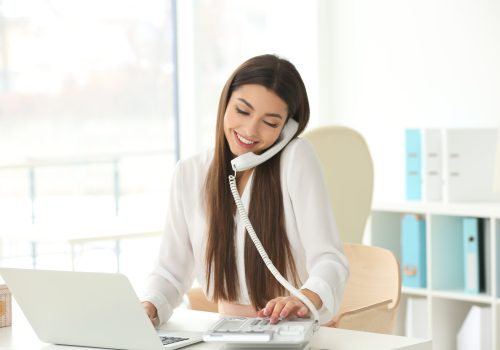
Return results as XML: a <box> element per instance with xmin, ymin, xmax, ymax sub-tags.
<box><xmin>142</xmin><ymin>160</ymin><xmax>196</xmax><ymax>326</ymax></box>
<box><xmin>285</xmin><ymin>138</ymin><xmax>349</xmax><ymax>324</ymax></box>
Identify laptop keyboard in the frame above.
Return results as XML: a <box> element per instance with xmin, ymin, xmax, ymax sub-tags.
<box><xmin>160</xmin><ymin>336</ymin><xmax>189</xmax><ymax>345</ymax></box>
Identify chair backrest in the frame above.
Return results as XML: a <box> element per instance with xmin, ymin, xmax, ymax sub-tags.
<box><xmin>186</xmin><ymin>287</ymin><xmax>218</xmax><ymax>313</ymax></box>
<box><xmin>332</xmin><ymin>243</ymin><xmax>401</xmax><ymax>333</ymax></box>
<box><xmin>302</xmin><ymin>126</ymin><xmax>374</xmax><ymax>243</ymax></box>
<box><xmin>340</xmin><ymin>243</ymin><xmax>400</xmax><ymax>312</ymax></box>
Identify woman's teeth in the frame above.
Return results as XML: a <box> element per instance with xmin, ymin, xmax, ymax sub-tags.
<box><xmin>237</xmin><ymin>133</ymin><xmax>255</xmax><ymax>145</ymax></box>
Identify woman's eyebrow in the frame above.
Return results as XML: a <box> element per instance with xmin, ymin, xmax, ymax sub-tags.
<box><xmin>237</xmin><ymin>98</ymin><xmax>254</xmax><ymax>110</ymax></box>
<box><xmin>237</xmin><ymin>98</ymin><xmax>283</xmax><ymax>119</ymax></box>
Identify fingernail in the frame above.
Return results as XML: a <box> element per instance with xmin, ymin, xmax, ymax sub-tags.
<box><xmin>264</xmin><ymin>308</ymin><xmax>270</xmax><ymax>316</ymax></box>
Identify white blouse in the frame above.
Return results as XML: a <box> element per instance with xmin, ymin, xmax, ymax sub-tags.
<box><xmin>143</xmin><ymin>138</ymin><xmax>349</xmax><ymax>325</ymax></box>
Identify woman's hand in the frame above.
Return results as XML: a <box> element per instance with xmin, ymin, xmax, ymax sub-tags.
<box><xmin>142</xmin><ymin>301</ymin><xmax>160</xmax><ymax>328</ymax></box>
<box><xmin>257</xmin><ymin>289</ymin><xmax>322</xmax><ymax>324</ymax></box>
<box><xmin>257</xmin><ymin>296</ymin><xmax>309</xmax><ymax>324</ymax></box>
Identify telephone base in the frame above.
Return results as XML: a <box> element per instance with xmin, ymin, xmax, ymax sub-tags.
<box><xmin>204</xmin><ymin>316</ymin><xmax>315</xmax><ymax>348</ymax></box>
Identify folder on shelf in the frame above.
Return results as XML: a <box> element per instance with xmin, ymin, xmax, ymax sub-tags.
<box><xmin>463</xmin><ymin>218</ymin><xmax>486</xmax><ymax>294</ymax></box>
<box><xmin>405</xmin><ymin>297</ymin><xmax>428</xmax><ymax>339</ymax></box>
<box><xmin>401</xmin><ymin>214</ymin><xmax>427</xmax><ymax>288</ymax></box>
<box><xmin>405</xmin><ymin>129</ymin><xmax>422</xmax><ymax>200</ymax></box>
<box><xmin>456</xmin><ymin>305</ymin><xmax>491</xmax><ymax>350</ymax></box>
<box><xmin>422</xmin><ymin>129</ymin><xmax>443</xmax><ymax>201</ymax></box>
<box><xmin>446</xmin><ymin>128</ymin><xmax>500</xmax><ymax>201</ymax></box>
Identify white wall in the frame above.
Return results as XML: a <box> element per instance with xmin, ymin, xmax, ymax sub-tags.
<box><xmin>318</xmin><ymin>0</ymin><xmax>500</xmax><ymax>201</ymax></box>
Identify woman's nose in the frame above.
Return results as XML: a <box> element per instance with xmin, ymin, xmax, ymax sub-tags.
<box><xmin>242</xmin><ymin>118</ymin><xmax>259</xmax><ymax>137</ymax></box>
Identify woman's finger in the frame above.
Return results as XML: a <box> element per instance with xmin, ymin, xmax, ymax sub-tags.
<box><xmin>296</xmin><ymin>304</ymin><xmax>309</xmax><ymax>317</ymax></box>
<box><xmin>262</xmin><ymin>299</ymin><xmax>278</xmax><ymax>317</ymax></box>
<box><xmin>269</xmin><ymin>299</ymin><xmax>287</xmax><ymax>323</ymax></box>
<box><xmin>279</xmin><ymin>300</ymin><xmax>300</xmax><ymax>319</ymax></box>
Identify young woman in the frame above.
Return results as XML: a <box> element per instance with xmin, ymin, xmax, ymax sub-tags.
<box><xmin>142</xmin><ymin>54</ymin><xmax>348</xmax><ymax>327</ymax></box>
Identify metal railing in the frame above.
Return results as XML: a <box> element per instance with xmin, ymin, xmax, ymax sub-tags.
<box><xmin>0</xmin><ymin>149</ymin><xmax>175</xmax><ymax>269</ymax></box>
<box><xmin>0</xmin><ymin>149</ymin><xmax>175</xmax><ymax>224</ymax></box>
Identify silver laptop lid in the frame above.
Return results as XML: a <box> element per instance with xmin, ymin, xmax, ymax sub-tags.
<box><xmin>0</xmin><ymin>268</ymin><xmax>165</xmax><ymax>350</ymax></box>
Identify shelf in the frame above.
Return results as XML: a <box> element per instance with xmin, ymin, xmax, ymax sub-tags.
<box><xmin>431</xmin><ymin>290</ymin><xmax>493</xmax><ymax>304</ymax></box>
<box><xmin>402</xmin><ymin>287</ymin><xmax>429</xmax><ymax>297</ymax></box>
<box><xmin>370</xmin><ymin>203</ymin><xmax>499</xmax><ymax>350</ymax></box>
<box><xmin>373</xmin><ymin>201</ymin><xmax>500</xmax><ymax>218</ymax></box>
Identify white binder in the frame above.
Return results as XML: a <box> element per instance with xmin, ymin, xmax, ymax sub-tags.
<box><xmin>422</xmin><ymin>129</ymin><xmax>443</xmax><ymax>201</ymax></box>
<box><xmin>445</xmin><ymin>129</ymin><xmax>500</xmax><ymax>202</ymax></box>
<box><xmin>456</xmin><ymin>305</ymin><xmax>492</xmax><ymax>350</ymax></box>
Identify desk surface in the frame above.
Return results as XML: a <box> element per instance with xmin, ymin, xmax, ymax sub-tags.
<box><xmin>0</xmin><ymin>304</ymin><xmax>432</xmax><ymax>350</ymax></box>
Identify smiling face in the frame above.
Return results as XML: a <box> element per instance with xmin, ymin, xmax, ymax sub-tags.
<box><xmin>223</xmin><ymin>84</ymin><xmax>288</xmax><ymax>157</ymax></box>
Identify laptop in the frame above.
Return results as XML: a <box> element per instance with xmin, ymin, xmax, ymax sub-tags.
<box><xmin>0</xmin><ymin>267</ymin><xmax>203</xmax><ymax>350</ymax></box>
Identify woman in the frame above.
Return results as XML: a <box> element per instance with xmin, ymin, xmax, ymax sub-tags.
<box><xmin>142</xmin><ymin>54</ymin><xmax>348</xmax><ymax>327</ymax></box>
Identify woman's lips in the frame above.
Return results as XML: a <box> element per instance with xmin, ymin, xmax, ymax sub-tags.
<box><xmin>234</xmin><ymin>131</ymin><xmax>258</xmax><ymax>148</ymax></box>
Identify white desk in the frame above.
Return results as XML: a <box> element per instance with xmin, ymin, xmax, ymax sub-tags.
<box><xmin>0</xmin><ymin>302</ymin><xmax>431</xmax><ymax>350</ymax></box>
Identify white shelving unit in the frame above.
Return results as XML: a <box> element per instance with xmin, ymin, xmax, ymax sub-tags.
<box><xmin>368</xmin><ymin>201</ymin><xmax>500</xmax><ymax>350</ymax></box>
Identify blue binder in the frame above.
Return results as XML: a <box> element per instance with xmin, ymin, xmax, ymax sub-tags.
<box><xmin>401</xmin><ymin>214</ymin><xmax>427</xmax><ymax>288</ymax></box>
<box><xmin>463</xmin><ymin>217</ymin><xmax>485</xmax><ymax>294</ymax></box>
<box><xmin>405</xmin><ymin>129</ymin><xmax>422</xmax><ymax>200</ymax></box>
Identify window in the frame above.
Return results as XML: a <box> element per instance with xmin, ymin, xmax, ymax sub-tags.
<box><xmin>0</xmin><ymin>0</ymin><xmax>177</xmax><ymax>276</ymax></box>
<box><xmin>0</xmin><ymin>0</ymin><xmax>322</xmax><ymax>283</ymax></box>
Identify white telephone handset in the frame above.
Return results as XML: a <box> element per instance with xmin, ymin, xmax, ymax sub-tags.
<box><xmin>227</xmin><ymin>118</ymin><xmax>320</xmax><ymax>331</ymax></box>
<box><xmin>231</xmin><ymin>118</ymin><xmax>299</xmax><ymax>172</ymax></box>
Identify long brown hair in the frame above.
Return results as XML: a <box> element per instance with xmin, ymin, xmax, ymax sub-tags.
<box><xmin>204</xmin><ymin>54</ymin><xmax>310</xmax><ymax>310</ymax></box>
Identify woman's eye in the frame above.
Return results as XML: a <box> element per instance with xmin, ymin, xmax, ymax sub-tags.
<box><xmin>264</xmin><ymin>121</ymin><xmax>279</xmax><ymax>128</ymax></box>
<box><xmin>236</xmin><ymin>107</ymin><xmax>250</xmax><ymax>115</ymax></box>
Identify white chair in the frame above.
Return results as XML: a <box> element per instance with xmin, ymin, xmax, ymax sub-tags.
<box><xmin>302</xmin><ymin>125</ymin><xmax>374</xmax><ymax>244</ymax></box>
<box><xmin>303</xmin><ymin>126</ymin><xmax>401</xmax><ymax>334</ymax></box>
